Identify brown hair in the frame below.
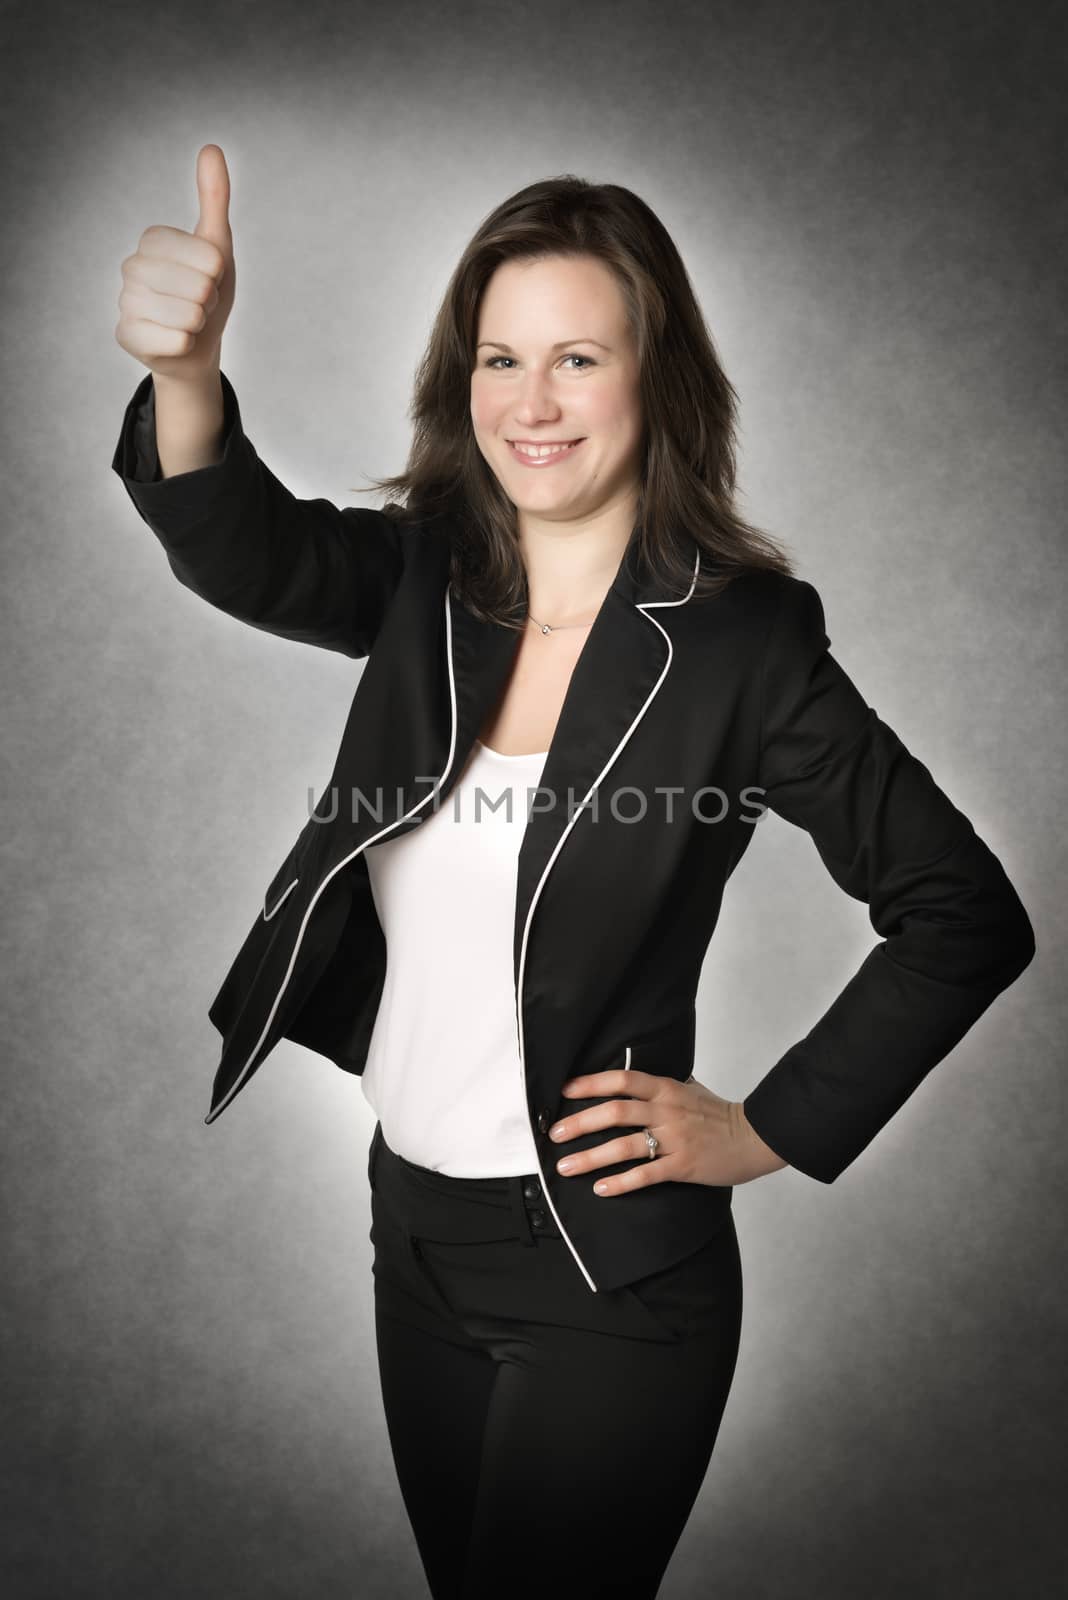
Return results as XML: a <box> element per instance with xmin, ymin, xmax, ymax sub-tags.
<box><xmin>360</xmin><ymin>174</ymin><xmax>795</xmax><ymax>626</ymax></box>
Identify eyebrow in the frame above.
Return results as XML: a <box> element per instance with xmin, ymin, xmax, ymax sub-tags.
<box><xmin>476</xmin><ymin>338</ymin><xmax>612</xmax><ymax>353</ymax></box>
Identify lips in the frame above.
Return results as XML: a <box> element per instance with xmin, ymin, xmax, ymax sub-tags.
<box><xmin>507</xmin><ymin>438</ymin><xmax>585</xmax><ymax>467</ymax></box>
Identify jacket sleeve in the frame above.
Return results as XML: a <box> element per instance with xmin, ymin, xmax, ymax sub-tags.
<box><xmin>741</xmin><ymin>576</ymin><xmax>1036</xmax><ymax>1183</ymax></box>
<box><xmin>110</xmin><ymin>369</ymin><xmax>406</xmax><ymax>658</ymax></box>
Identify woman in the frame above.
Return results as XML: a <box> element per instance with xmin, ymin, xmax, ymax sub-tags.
<box><xmin>112</xmin><ymin>145</ymin><xmax>1035</xmax><ymax>1598</ymax></box>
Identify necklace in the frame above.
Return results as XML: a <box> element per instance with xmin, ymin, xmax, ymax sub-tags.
<box><xmin>526</xmin><ymin>611</ymin><xmax>596</xmax><ymax>636</ymax></box>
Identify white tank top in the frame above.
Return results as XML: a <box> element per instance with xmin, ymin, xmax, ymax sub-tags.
<box><xmin>360</xmin><ymin>739</ymin><xmax>551</xmax><ymax>1175</ymax></box>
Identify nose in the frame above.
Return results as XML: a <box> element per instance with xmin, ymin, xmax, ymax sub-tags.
<box><xmin>511</xmin><ymin>367</ymin><xmax>564</xmax><ymax>428</ymax></box>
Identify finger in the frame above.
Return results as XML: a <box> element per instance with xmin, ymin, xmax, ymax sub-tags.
<box><xmin>195</xmin><ymin>143</ymin><xmax>232</xmax><ymax>264</ymax></box>
<box><xmin>592</xmin><ymin>1154</ymin><xmax>673</xmax><ymax>1197</ymax></box>
<box><xmin>560</xmin><ymin>1068</ymin><xmax>662</xmax><ymax>1098</ymax></box>
<box><xmin>120</xmin><ymin>282</ymin><xmax>216</xmax><ymax>333</ymax></box>
<box><xmin>118</xmin><ymin>316</ymin><xmax>198</xmax><ymax>361</ymax></box>
<box><xmin>549</xmin><ymin>1096</ymin><xmax>652</xmax><ymax>1144</ymax></box>
<box><xmin>123</xmin><ymin>251</ymin><xmax>219</xmax><ymax>306</ymax></box>
<box><xmin>139</xmin><ymin>222</ymin><xmax>226</xmax><ymax>286</ymax></box>
<box><xmin>554</xmin><ymin>1130</ymin><xmax>651</xmax><ymax>1176</ymax></box>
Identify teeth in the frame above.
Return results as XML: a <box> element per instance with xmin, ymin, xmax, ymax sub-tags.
<box><xmin>511</xmin><ymin>440</ymin><xmax>578</xmax><ymax>457</ymax></box>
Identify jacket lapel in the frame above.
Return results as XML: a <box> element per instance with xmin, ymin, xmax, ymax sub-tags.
<box><xmin>512</xmin><ymin>577</ymin><xmax>672</xmax><ymax>961</ymax></box>
<box><xmin>444</xmin><ymin>525</ymin><xmax>697</xmax><ymax>982</ymax></box>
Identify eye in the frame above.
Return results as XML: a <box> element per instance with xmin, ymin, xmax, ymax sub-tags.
<box><xmin>481</xmin><ymin>353</ymin><xmax>595</xmax><ymax>370</ymax></box>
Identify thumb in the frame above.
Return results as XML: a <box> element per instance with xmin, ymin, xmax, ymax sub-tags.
<box><xmin>194</xmin><ymin>144</ymin><xmax>232</xmax><ymax>273</ymax></box>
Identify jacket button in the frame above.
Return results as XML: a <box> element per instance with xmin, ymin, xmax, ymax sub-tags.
<box><xmin>529</xmin><ymin>1209</ymin><xmax>547</xmax><ymax>1230</ymax></box>
<box><xmin>522</xmin><ymin>1180</ymin><xmax>541</xmax><ymax>1202</ymax></box>
<box><xmin>536</xmin><ymin>1110</ymin><xmax>551</xmax><ymax>1134</ymax></box>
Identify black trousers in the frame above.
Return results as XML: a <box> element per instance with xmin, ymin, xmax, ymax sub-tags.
<box><xmin>367</xmin><ymin>1121</ymin><xmax>744</xmax><ymax>1599</ymax></box>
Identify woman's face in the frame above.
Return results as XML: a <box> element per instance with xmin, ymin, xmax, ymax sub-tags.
<box><xmin>470</xmin><ymin>254</ymin><xmax>644</xmax><ymax>530</ymax></box>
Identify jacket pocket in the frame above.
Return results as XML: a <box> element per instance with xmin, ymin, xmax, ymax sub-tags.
<box><xmin>262</xmin><ymin>827</ymin><xmax>314</xmax><ymax>920</ymax></box>
<box><xmin>623</xmin><ymin>1011</ymin><xmax>698</xmax><ymax>1082</ymax></box>
<box><xmin>263</xmin><ymin>870</ymin><xmax>299</xmax><ymax>921</ymax></box>
<box><xmin>261</xmin><ymin>816</ymin><xmax>321</xmax><ymax>921</ymax></box>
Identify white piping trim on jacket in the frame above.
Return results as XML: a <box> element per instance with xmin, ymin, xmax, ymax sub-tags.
<box><xmin>264</xmin><ymin>878</ymin><xmax>299</xmax><ymax>921</ymax></box>
<box><xmin>515</xmin><ymin>547</ymin><xmax>701</xmax><ymax>1292</ymax></box>
<box><xmin>205</xmin><ymin>587</ymin><xmax>461</xmax><ymax>1125</ymax></box>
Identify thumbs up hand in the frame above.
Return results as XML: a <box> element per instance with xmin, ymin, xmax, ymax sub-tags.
<box><xmin>115</xmin><ymin>143</ymin><xmax>237</xmax><ymax>382</ymax></box>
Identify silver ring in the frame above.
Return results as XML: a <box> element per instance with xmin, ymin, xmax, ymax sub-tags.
<box><xmin>643</xmin><ymin>1128</ymin><xmax>659</xmax><ymax>1160</ymax></box>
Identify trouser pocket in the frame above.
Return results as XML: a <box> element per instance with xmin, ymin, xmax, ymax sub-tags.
<box><xmin>621</xmin><ymin>1220</ymin><xmax>742</xmax><ymax>1344</ymax></box>
<box><xmin>367</xmin><ymin>1121</ymin><xmax>382</xmax><ymax>1193</ymax></box>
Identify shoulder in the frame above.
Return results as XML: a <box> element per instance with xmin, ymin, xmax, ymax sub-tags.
<box><xmin>723</xmin><ymin>566</ymin><xmax>821</xmax><ymax>621</ymax></box>
<box><xmin>690</xmin><ymin>563</ymin><xmax>827</xmax><ymax>657</ymax></box>
<box><xmin>369</xmin><ymin>505</ymin><xmax>454</xmax><ymax>571</ymax></box>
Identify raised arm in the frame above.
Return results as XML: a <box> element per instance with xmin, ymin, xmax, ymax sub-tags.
<box><xmin>111</xmin><ymin>367</ymin><xmax>405</xmax><ymax>658</ymax></box>
<box><xmin>741</xmin><ymin>576</ymin><xmax>1036</xmax><ymax>1183</ymax></box>
<box><xmin>111</xmin><ymin>142</ymin><xmax>405</xmax><ymax>659</ymax></box>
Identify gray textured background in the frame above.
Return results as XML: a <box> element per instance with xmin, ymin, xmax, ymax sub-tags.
<box><xmin>3</xmin><ymin>0</ymin><xmax>1065</xmax><ymax>1595</ymax></box>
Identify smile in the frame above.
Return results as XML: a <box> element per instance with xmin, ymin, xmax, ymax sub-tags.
<box><xmin>507</xmin><ymin>438</ymin><xmax>585</xmax><ymax>467</ymax></box>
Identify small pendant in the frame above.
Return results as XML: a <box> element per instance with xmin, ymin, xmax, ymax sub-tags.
<box><xmin>540</xmin><ymin>624</ymin><xmax>552</xmax><ymax>635</ymax></box>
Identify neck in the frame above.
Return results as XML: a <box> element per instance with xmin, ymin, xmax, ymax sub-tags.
<box><xmin>519</xmin><ymin>509</ymin><xmax>637</xmax><ymax>625</ymax></box>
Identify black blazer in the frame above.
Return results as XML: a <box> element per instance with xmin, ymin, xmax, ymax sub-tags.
<box><xmin>111</xmin><ymin>370</ymin><xmax>1036</xmax><ymax>1295</ymax></box>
